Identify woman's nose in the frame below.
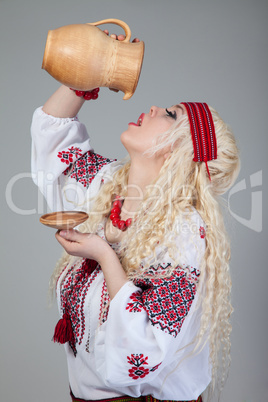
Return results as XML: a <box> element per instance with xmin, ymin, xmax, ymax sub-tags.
<box><xmin>150</xmin><ymin>106</ymin><xmax>159</xmax><ymax>116</ymax></box>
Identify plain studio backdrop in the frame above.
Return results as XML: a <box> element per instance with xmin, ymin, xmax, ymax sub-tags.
<box><xmin>0</xmin><ymin>1</ymin><xmax>267</xmax><ymax>401</ymax></box>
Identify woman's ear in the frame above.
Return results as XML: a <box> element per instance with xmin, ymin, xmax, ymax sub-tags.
<box><xmin>163</xmin><ymin>149</ymin><xmax>173</xmax><ymax>160</ymax></box>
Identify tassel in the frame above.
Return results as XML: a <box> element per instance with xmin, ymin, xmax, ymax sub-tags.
<box><xmin>53</xmin><ymin>313</ymin><xmax>73</xmax><ymax>344</ymax></box>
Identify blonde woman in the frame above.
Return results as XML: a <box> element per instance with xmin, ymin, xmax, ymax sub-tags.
<box><xmin>31</xmin><ymin>60</ymin><xmax>240</xmax><ymax>402</ymax></box>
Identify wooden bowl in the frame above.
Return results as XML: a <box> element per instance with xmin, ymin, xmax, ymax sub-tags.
<box><xmin>40</xmin><ymin>211</ymin><xmax>89</xmax><ymax>230</ymax></box>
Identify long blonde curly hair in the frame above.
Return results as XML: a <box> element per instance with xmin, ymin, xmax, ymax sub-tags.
<box><xmin>50</xmin><ymin>106</ymin><xmax>240</xmax><ymax>398</ymax></box>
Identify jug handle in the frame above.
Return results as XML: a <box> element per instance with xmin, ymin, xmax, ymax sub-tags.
<box><xmin>87</xmin><ymin>19</ymin><xmax>132</xmax><ymax>42</ymax></box>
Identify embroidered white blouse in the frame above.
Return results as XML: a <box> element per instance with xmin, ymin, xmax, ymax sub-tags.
<box><xmin>31</xmin><ymin>107</ymin><xmax>211</xmax><ymax>401</ymax></box>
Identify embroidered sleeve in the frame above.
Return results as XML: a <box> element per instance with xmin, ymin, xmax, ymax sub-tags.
<box><xmin>31</xmin><ymin>107</ymin><xmax>115</xmax><ymax>210</ymax></box>
<box><xmin>31</xmin><ymin>107</ymin><xmax>92</xmax><ymax>180</ymax></box>
<box><xmin>129</xmin><ymin>267</ymin><xmax>199</xmax><ymax>337</ymax></box>
<box><xmin>94</xmin><ymin>212</ymin><xmax>206</xmax><ymax>388</ymax></box>
<box><xmin>94</xmin><ymin>269</ymin><xmax>201</xmax><ymax>387</ymax></box>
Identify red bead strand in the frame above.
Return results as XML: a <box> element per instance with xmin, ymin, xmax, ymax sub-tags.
<box><xmin>70</xmin><ymin>87</ymin><xmax>100</xmax><ymax>100</ymax></box>
<box><xmin>109</xmin><ymin>197</ymin><xmax>132</xmax><ymax>231</ymax></box>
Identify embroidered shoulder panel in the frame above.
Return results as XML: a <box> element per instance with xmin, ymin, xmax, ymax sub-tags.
<box><xmin>62</xmin><ymin>151</ymin><xmax>116</xmax><ymax>188</ymax></box>
<box><xmin>129</xmin><ymin>264</ymin><xmax>200</xmax><ymax>337</ymax></box>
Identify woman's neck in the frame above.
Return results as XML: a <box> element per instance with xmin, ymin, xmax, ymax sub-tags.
<box><xmin>122</xmin><ymin>159</ymin><xmax>161</xmax><ymax>215</ymax></box>
<box><xmin>105</xmin><ymin>159</ymin><xmax>162</xmax><ymax>244</ymax></box>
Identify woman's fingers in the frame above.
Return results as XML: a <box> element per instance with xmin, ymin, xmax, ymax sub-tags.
<box><xmin>110</xmin><ymin>34</ymin><xmax>139</xmax><ymax>42</ymax></box>
<box><xmin>55</xmin><ymin>230</ymin><xmax>78</xmax><ymax>255</ymax></box>
<box><xmin>57</xmin><ymin>229</ymin><xmax>80</xmax><ymax>241</ymax></box>
<box><xmin>55</xmin><ymin>229</ymin><xmax>95</xmax><ymax>257</ymax></box>
<box><xmin>55</xmin><ymin>229</ymin><xmax>82</xmax><ymax>249</ymax></box>
<box><xmin>55</xmin><ymin>229</ymin><xmax>112</xmax><ymax>262</ymax></box>
<box><xmin>117</xmin><ymin>34</ymin><xmax>125</xmax><ymax>41</ymax></box>
<box><xmin>103</xmin><ymin>29</ymin><xmax>139</xmax><ymax>43</ymax></box>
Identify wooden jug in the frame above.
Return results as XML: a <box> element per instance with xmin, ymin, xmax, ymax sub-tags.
<box><xmin>42</xmin><ymin>19</ymin><xmax>144</xmax><ymax>100</ymax></box>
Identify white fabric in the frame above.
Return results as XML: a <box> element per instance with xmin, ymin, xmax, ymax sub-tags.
<box><xmin>31</xmin><ymin>107</ymin><xmax>211</xmax><ymax>401</ymax></box>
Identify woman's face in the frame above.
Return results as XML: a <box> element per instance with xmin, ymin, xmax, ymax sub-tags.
<box><xmin>121</xmin><ymin>104</ymin><xmax>186</xmax><ymax>157</ymax></box>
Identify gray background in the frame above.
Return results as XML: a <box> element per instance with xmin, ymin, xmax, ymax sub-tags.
<box><xmin>1</xmin><ymin>0</ymin><xmax>267</xmax><ymax>401</ymax></box>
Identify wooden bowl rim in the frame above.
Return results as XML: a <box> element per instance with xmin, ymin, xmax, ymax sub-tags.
<box><xmin>39</xmin><ymin>211</ymin><xmax>89</xmax><ymax>228</ymax></box>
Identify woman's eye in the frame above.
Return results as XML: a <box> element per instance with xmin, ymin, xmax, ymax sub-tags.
<box><xmin>165</xmin><ymin>108</ymin><xmax>177</xmax><ymax>120</ymax></box>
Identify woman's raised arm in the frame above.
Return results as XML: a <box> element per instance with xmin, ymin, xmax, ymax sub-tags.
<box><xmin>42</xmin><ymin>85</ymin><xmax>85</xmax><ymax>118</ymax></box>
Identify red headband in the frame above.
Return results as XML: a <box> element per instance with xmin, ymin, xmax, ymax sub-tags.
<box><xmin>181</xmin><ymin>102</ymin><xmax>217</xmax><ymax>180</ymax></box>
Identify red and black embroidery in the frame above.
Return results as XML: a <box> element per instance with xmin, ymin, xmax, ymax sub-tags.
<box><xmin>57</xmin><ymin>146</ymin><xmax>83</xmax><ymax>165</ymax></box>
<box><xmin>99</xmin><ymin>280</ymin><xmax>110</xmax><ymax>324</ymax></box>
<box><xmin>126</xmin><ymin>291</ymin><xmax>144</xmax><ymax>312</ymax></box>
<box><xmin>59</xmin><ymin>259</ymin><xmax>99</xmax><ymax>356</ymax></box>
<box><xmin>130</xmin><ymin>264</ymin><xmax>200</xmax><ymax>337</ymax></box>
<box><xmin>199</xmin><ymin>226</ymin><xmax>206</xmax><ymax>239</ymax></box>
<box><xmin>63</xmin><ymin>151</ymin><xmax>115</xmax><ymax>188</ymax></box>
<box><xmin>127</xmin><ymin>353</ymin><xmax>161</xmax><ymax>380</ymax></box>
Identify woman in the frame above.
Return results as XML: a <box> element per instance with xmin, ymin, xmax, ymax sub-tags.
<box><xmin>31</xmin><ymin>37</ymin><xmax>240</xmax><ymax>402</ymax></box>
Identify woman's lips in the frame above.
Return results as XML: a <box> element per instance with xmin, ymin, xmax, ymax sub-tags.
<box><xmin>129</xmin><ymin>113</ymin><xmax>145</xmax><ymax>127</ymax></box>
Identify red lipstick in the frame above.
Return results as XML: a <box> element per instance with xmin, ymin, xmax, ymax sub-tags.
<box><xmin>129</xmin><ymin>113</ymin><xmax>145</xmax><ymax>127</ymax></box>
